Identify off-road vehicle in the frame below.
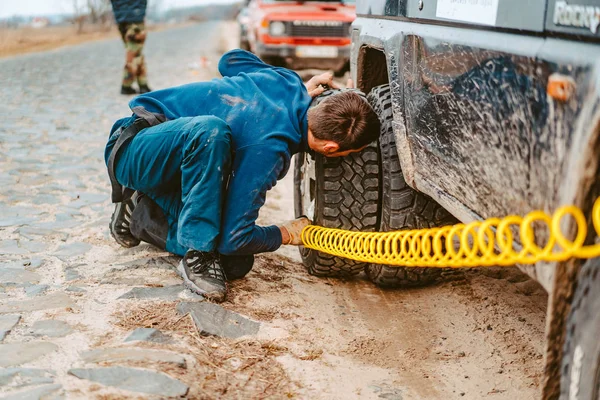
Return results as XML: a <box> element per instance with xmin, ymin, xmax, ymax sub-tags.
<box><xmin>294</xmin><ymin>0</ymin><xmax>600</xmax><ymax>398</ymax></box>
<box><xmin>244</xmin><ymin>0</ymin><xmax>356</xmax><ymax>74</ymax></box>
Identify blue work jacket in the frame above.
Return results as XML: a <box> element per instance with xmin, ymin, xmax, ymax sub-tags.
<box><xmin>109</xmin><ymin>49</ymin><xmax>313</xmax><ymax>255</ymax></box>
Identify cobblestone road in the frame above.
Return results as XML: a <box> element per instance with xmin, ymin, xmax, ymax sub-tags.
<box><xmin>0</xmin><ymin>23</ymin><xmax>236</xmax><ymax>399</ymax></box>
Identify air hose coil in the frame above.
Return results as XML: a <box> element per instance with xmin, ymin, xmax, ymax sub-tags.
<box><xmin>301</xmin><ymin>198</ymin><xmax>600</xmax><ymax>268</ymax></box>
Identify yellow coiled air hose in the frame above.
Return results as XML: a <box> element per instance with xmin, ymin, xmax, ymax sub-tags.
<box><xmin>301</xmin><ymin>197</ymin><xmax>600</xmax><ymax>268</ymax></box>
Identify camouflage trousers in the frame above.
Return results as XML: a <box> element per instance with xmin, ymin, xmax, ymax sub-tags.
<box><xmin>118</xmin><ymin>22</ymin><xmax>148</xmax><ymax>88</ymax></box>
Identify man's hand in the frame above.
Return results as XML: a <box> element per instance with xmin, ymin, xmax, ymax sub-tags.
<box><xmin>279</xmin><ymin>217</ymin><xmax>311</xmax><ymax>245</ymax></box>
<box><xmin>305</xmin><ymin>72</ymin><xmax>340</xmax><ymax>98</ymax></box>
<box><xmin>305</xmin><ymin>73</ymin><xmax>355</xmax><ymax>98</ymax></box>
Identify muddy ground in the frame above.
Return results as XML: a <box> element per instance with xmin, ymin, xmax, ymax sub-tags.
<box><xmin>0</xmin><ymin>22</ymin><xmax>548</xmax><ymax>399</ymax></box>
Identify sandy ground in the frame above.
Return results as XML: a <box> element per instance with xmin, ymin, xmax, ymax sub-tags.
<box><xmin>0</xmin><ymin>23</ymin><xmax>181</xmax><ymax>59</ymax></box>
<box><xmin>249</xmin><ymin>170</ymin><xmax>548</xmax><ymax>399</ymax></box>
<box><xmin>0</xmin><ymin>21</ymin><xmax>548</xmax><ymax>399</ymax></box>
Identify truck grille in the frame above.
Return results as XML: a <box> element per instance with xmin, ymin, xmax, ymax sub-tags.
<box><xmin>287</xmin><ymin>21</ymin><xmax>350</xmax><ymax>37</ymax></box>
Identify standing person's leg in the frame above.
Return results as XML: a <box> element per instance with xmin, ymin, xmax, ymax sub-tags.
<box><xmin>120</xmin><ymin>23</ymin><xmax>144</xmax><ymax>95</ymax></box>
<box><xmin>118</xmin><ymin>22</ymin><xmax>128</xmax><ymax>42</ymax></box>
<box><xmin>133</xmin><ymin>22</ymin><xmax>151</xmax><ymax>93</ymax></box>
<box><xmin>119</xmin><ymin>22</ymin><xmax>137</xmax><ymax>95</ymax></box>
<box><xmin>109</xmin><ymin>116</ymin><xmax>232</xmax><ymax>256</ymax></box>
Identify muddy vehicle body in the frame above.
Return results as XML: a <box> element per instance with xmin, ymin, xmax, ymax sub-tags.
<box><xmin>245</xmin><ymin>0</ymin><xmax>355</xmax><ymax>74</ymax></box>
<box><xmin>294</xmin><ymin>0</ymin><xmax>600</xmax><ymax>398</ymax></box>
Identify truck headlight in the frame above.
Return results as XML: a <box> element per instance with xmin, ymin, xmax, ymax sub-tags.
<box><xmin>269</xmin><ymin>21</ymin><xmax>286</xmax><ymax>36</ymax></box>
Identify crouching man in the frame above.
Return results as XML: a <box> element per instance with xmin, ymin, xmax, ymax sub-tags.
<box><xmin>105</xmin><ymin>49</ymin><xmax>380</xmax><ymax>302</ymax></box>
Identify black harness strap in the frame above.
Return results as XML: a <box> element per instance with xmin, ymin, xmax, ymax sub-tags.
<box><xmin>107</xmin><ymin>118</ymin><xmax>151</xmax><ymax>203</ymax></box>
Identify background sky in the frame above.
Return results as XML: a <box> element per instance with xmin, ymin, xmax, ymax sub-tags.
<box><xmin>0</xmin><ymin>0</ymin><xmax>237</xmax><ymax>18</ymax></box>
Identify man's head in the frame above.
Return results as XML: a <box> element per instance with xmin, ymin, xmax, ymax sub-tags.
<box><xmin>307</xmin><ymin>90</ymin><xmax>380</xmax><ymax>157</ymax></box>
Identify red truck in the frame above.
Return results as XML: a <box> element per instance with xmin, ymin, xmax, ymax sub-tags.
<box><xmin>242</xmin><ymin>0</ymin><xmax>355</xmax><ymax>75</ymax></box>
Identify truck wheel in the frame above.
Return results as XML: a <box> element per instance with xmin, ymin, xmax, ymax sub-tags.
<box><xmin>365</xmin><ymin>84</ymin><xmax>457</xmax><ymax>287</ymax></box>
<box><xmin>293</xmin><ymin>146</ymin><xmax>380</xmax><ymax>277</ymax></box>
<box><xmin>559</xmin><ymin>258</ymin><xmax>600</xmax><ymax>400</ymax></box>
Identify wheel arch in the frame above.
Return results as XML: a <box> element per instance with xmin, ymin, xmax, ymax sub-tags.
<box><xmin>356</xmin><ymin>45</ymin><xmax>389</xmax><ymax>95</ymax></box>
<box><xmin>353</xmin><ymin>32</ymin><xmax>419</xmax><ymax>191</ymax></box>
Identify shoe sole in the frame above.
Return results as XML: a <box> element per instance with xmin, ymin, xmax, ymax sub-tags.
<box><xmin>176</xmin><ymin>261</ymin><xmax>226</xmax><ymax>303</ymax></box>
<box><xmin>109</xmin><ymin>203</ymin><xmax>140</xmax><ymax>248</ymax></box>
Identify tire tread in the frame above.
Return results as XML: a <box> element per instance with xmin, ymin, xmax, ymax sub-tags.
<box><xmin>366</xmin><ymin>84</ymin><xmax>457</xmax><ymax>287</ymax></box>
<box><xmin>309</xmin><ymin>145</ymin><xmax>380</xmax><ymax>277</ymax></box>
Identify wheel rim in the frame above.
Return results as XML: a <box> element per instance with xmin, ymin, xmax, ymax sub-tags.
<box><xmin>300</xmin><ymin>152</ymin><xmax>316</xmax><ymax>222</ymax></box>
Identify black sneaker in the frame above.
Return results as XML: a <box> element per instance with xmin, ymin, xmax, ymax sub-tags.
<box><xmin>138</xmin><ymin>84</ymin><xmax>152</xmax><ymax>94</ymax></box>
<box><xmin>109</xmin><ymin>189</ymin><xmax>141</xmax><ymax>248</ymax></box>
<box><xmin>177</xmin><ymin>250</ymin><xmax>227</xmax><ymax>302</ymax></box>
<box><xmin>121</xmin><ymin>85</ymin><xmax>137</xmax><ymax>95</ymax></box>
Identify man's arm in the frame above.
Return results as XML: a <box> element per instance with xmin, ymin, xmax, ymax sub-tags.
<box><xmin>217</xmin><ymin>143</ymin><xmax>287</xmax><ymax>255</ymax></box>
<box><xmin>218</xmin><ymin>49</ymin><xmax>273</xmax><ymax>78</ymax></box>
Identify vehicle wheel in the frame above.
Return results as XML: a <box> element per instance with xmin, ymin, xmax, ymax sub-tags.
<box><xmin>293</xmin><ymin>146</ymin><xmax>380</xmax><ymax>277</ymax></box>
<box><xmin>365</xmin><ymin>84</ymin><xmax>457</xmax><ymax>287</ymax></box>
<box><xmin>559</xmin><ymin>258</ymin><xmax>600</xmax><ymax>400</ymax></box>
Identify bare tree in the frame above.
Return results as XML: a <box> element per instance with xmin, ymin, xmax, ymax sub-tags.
<box><xmin>72</xmin><ymin>0</ymin><xmax>86</xmax><ymax>33</ymax></box>
<box><xmin>86</xmin><ymin>0</ymin><xmax>111</xmax><ymax>24</ymax></box>
<box><xmin>71</xmin><ymin>0</ymin><xmax>113</xmax><ymax>33</ymax></box>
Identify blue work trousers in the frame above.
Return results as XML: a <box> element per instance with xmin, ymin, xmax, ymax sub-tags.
<box><xmin>112</xmin><ymin>116</ymin><xmax>232</xmax><ymax>256</ymax></box>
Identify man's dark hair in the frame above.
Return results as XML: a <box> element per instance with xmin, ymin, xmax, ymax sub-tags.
<box><xmin>308</xmin><ymin>91</ymin><xmax>381</xmax><ymax>152</ymax></box>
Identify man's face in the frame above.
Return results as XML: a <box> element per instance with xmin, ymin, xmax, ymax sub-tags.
<box><xmin>307</xmin><ymin>129</ymin><xmax>366</xmax><ymax>157</ymax></box>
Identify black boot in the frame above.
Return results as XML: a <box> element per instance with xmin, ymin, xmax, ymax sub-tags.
<box><xmin>177</xmin><ymin>250</ymin><xmax>227</xmax><ymax>302</ymax></box>
<box><xmin>109</xmin><ymin>189</ymin><xmax>142</xmax><ymax>248</ymax></box>
<box><xmin>121</xmin><ymin>85</ymin><xmax>137</xmax><ymax>95</ymax></box>
<box><xmin>221</xmin><ymin>254</ymin><xmax>254</xmax><ymax>280</ymax></box>
<box><xmin>138</xmin><ymin>84</ymin><xmax>152</xmax><ymax>94</ymax></box>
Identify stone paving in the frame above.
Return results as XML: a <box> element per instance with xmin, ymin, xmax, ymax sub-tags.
<box><xmin>0</xmin><ymin>22</ymin><xmax>240</xmax><ymax>399</ymax></box>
